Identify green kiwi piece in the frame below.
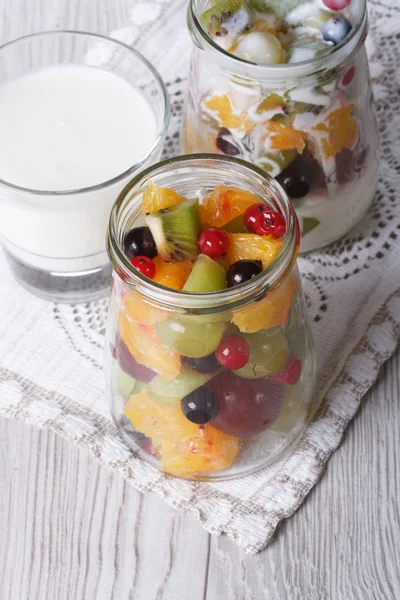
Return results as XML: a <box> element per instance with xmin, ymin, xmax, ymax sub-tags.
<box><xmin>183</xmin><ymin>254</ymin><xmax>227</xmax><ymax>293</ymax></box>
<box><xmin>248</xmin><ymin>0</ymin><xmax>306</xmax><ymax>20</ymax></box>
<box><xmin>201</xmin><ymin>0</ymin><xmax>255</xmax><ymax>41</ymax></box>
<box><xmin>145</xmin><ymin>198</ymin><xmax>201</xmax><ymax>262</ymax></box>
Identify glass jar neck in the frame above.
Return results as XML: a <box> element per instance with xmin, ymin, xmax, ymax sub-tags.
<box><xmin>188</xmin><ymin>0</ymin><xmax>368</xmax><ymax>84</ymax></box>
<box><xmin>107</xmin><ymin>154</ymin><xmax>297</xmax><ymax>315</ymax></box>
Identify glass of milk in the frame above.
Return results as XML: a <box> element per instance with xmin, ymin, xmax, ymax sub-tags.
<box><xmin>0</xmin><ymin>31</ymin><xmax>170</xmax><ymax>303</ymax></box>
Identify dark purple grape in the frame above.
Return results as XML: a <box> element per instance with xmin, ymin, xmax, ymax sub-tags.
<box><xmin>322</xmin><ymin>16</ymin><xmax>352</xmax><ymax>45</ymax></box>
<box><xmin>216</xmin><ymin>127</ymin><xmax>241</xmax><ymax>156</ymax></box>
<box><xmin>181</xmin><ymin>387</ymin><xmax>219</xmax><ymax>424</ymax></box>
<box><xmin>123</xmin><ymin>226</ymin><xmax>157</xmax><ymax>260</ymax></box>
<box><xmin>276</xmin><ymin>158</ymin><xmax>312</xmax><ymax>199</ymax></box>
<box><xmin>182</xmin><ymin>353</ymin><xmax>220</xmax><ymax>374</ymax></box>
<box><xmin>227</xmin><ymin>260</ymin><xmax>262</xmax><ymax>288</ymax></box>
<box><xmin>111</xmin><ymin>335</ymin><xmax>156</xmax><ymax>383</ymax></box>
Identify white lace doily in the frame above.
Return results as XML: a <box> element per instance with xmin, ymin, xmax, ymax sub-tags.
<box><xmin>1</xmin><ymin>0</ymin><xmax>400</xmax><ymax>554</ymax></box>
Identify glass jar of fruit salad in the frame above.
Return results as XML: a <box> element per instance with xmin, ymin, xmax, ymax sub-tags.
<box><xmin>184</xmin><ymin>0</ymin><xmax>379</xmax><ymax>252</ymax></box>
<box><xmin>106</xmin><ymin>154</ymin><xmax>315</xmax><ymax>480</ymax></box>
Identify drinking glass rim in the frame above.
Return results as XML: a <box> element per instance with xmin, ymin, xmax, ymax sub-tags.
<box><xmin>107</xmin><ymin>153</ymin><xmax>297</xmax><ymax>313</ymax></box>
<box><xmin>188</xmin><ymin>0</ymin><xmax>368</xmax><ymax>79</ymax></box>
<box><xmin>0</xmin><ymin>30</ymin><xmax>170</xmax><ymax>196</ymax></box>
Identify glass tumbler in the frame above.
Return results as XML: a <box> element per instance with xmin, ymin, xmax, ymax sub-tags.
<box><xmin>0</xmin><ymin>31</ymin><xmax>169</xmax><ymax>302</ymax></box>
<box><xmin>183</xmin><ymin>0</ymin><xmax>379</xmax><ymax>252</ymax></box>
<box><xmin>106</xmin><ymin>155</ymin><xmax>316</xmax><ymax>480</ymax></box>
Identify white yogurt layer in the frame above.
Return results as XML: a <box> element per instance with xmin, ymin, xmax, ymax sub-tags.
<box><xmin>0</xmin><ymin>65</ymin><xmax>159</xmax><ymax>271</ymax></box>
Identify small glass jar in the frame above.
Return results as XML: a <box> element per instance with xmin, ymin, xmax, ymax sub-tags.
<box><xmin>106</xmin><ymin>155</ymin><xmax>315</xmax><ymax>480</ymax></box>
<box><xmin>183</xmin><ymin>0</ymin><xmax>379</xmax><ymax>252</ymax></box>
<box><xmin>0</xmin><ymin>31</ymin><xmax>169</xmax><ymax>302</ymax></box>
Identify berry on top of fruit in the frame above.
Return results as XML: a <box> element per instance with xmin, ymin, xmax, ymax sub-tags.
<box><xmin>198</xmin><ymin>228</ymin><xmax>229</xmax><ymax>258</ymax></box>
<box><xmin>226</xmin><ymin>259</ymin><xmax>262</xmax><ymax>287</ymax></box>
<box><xmin>130</xmin><ymin>256</ymin><xmax>156</xmax><ymax>279</ymax></box>
<box><xmin>215</xmin><ymin>335</ymin><xmax>250</xmax><ymax>370</ymax></box>
<box><xmin>244</xmin><ymin>204</ymin><xmax>286</xmax><ymax>238</ymax></box>
<box><xmin>322</xmin><ymin>0</ymin><xmax>351</xmax><ymax>10</ymax></box>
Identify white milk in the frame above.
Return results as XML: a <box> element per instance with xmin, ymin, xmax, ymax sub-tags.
<box><xmin>0</xmin><ymin>65</ymin><xmax>159</xmax><ymax>271</ymax></box>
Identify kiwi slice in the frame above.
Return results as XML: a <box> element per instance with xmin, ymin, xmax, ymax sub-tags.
<box><xmin>201</xmin><ymin>0</ymin><xmax>255</xmax><ymax>41</ymax></box>
<box><xmin>145</xmin><ymin>198</ymin><xmax>201</xmax><ymax>262</ymax></box>
<box><xmin>183</xmin><ymin>254</ymin><xmax>226</xmax><ymax>293</ymax></box>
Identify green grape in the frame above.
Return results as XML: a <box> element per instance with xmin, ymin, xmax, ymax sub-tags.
<box><xmin>156</xmin><ymin>318</ymin><xmax>226</xmax><ymax>358</ymax></box>
<box><xmin>118</xmin><ymin>371</ymin><xmax>136</xmax><ymax>400</ymax></box>
<box><xmin>148</xmin><ymin>365</ymin><xmax>215</xmax><ymax>405</ymax></box>
<box><xmin>235</xmin><ymin>328</ymin><xmax>289</xmax><ymax>378</ymax></box>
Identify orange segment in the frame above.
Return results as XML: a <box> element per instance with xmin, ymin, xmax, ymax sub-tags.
<box><xmin>203</xmin><ymin>94</ymin><xmax>250</xmax><ymax>132</ymax></box>
<box><xmin>312</xmin><ymin>104</ymin><xmax>358</xmax><ymax>159</ymax></box>
<box><xmin>153</xmin><ymin>256</ymin><xmax>193</xmax><ymax>290</ymax></box>
<box><xmin>226</xmin><ymin>233</ymin><xmax>283</xmax><ymax>269</ymax></box>
<box><xmin>265</xmin><ymin>121</ymin><xmax>306</xmax><ymax>153</ymax></box>
<box><xmin>118</xmin><ymin>311</ymin><xmax>180</xmax><ymax>380</ymax></box>
<box><xmin>122</xmin><ymin>290</ymin><xmax>167</xmax><ymax>326</ymax></box>
<box><xmin>232</xmin><ymin>270</ymin><xmax>297</xmax><ymax>333</ymax></box>
<box><xmin>142</xmin><ymin>180</ymin><xmax>186</xmax><ymax>214</ymax></box>
<box><xmin>124</xmin><ymin>390</ymin><xmax>239</xmax><ymax>476</ymax></box>
<box><xmin>200</xmin><ymin>186</ymin><xmax>261</xmax><ymax>228</ymax></box>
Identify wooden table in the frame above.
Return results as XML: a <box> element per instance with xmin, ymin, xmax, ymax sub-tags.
<box><xmin>1</xmin><ymin>1</ymin><xmax>399</xmax><ymax>598</ymax></box>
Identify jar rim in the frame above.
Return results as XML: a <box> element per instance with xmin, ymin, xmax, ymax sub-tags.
<box><xmin>188</xmin><ymin>0</ymin><xmax>368</xmax><ymax>80</ymax></box>
<box><xmin>0</xmin><ymin>30</ymin><xmax>170</xmax><ymax>196</ymax></box>
<box><xmin>107</xmin><ymin>154</ymin><xmax>297</xmax><ymax>314</ymax></box>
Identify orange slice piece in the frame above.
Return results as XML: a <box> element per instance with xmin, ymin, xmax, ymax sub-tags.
<box><xmin>200</xmin><ymin>186</ymin><xmax>261</xmax><ymax>228</ymax></box>
<box><xmin>203</xmin><ymin>94</ymin><xmax>250</xmax><ymax>132</ymax></box>
<box><xmin>153</xmin><ymin>256</ymin><xmax>193</xmax><ymax>290</ymax></box>
<box><xmin>124</xmin><ymin>390</ymin><xmax>239</xmax><ymax>476</ymax></box>
<box><xmin>122</xmin><ymin>290</ymin><xmax>167</xmax><ymax>326</ymax></box>
<box><xmin>312</xmin><ymin>104</ymin><xmax>358</xmax><ymax>159</ymax></box>
<box><xmin>265</xmin><ymin>121</ymin><xmax>306</xmax><ymax>153</ymax></box>
<box><xmin>226</xmin><ymin>233</ymin><xmax>283</xmax><ymax>269</ymax></box>
<box><xmin>232</xmin><ymin>270</ymin><xmax>298</xmax><ymax>333</ymax></box>
<box><xmin>118</xmin><ymin>311</ymin><xmax>180</xmax><ymax>380</ymax></box>
<box><xmin>142</xmin><ymin>180</ymin><xmax>186</xmax><ymax>214</ymax></box>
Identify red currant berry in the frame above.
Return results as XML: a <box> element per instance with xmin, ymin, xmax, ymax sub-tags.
<box><xmin>243</xmin><ymin>203</ymin><xmax>265</xmax><ymax>233</ymax></box>
<box><xmin>215</xmin><ymin>335</ymin><xmax>250</xmax><ymax>370</ymax></box>
<box><xmin>342</xmin><ymin>66</ymin><xmax>355</xmax><ymax>87</ymax></box>
<box><xmin>198</xmin><ymin>228</ymin><xmax>229</xmax><ymax>258</ymax></box>
<box><xmin>269</xmin><ymin>356</ymin><xmax>302</xmax><ymax>385</ymax></box>
<box><xmin>130</xmin><ymin>255</ymin><xmax>156</xmax><ymax>279</ymax></box>
<box><xmin>322</xmin><ymin>0</ymin><xmax>350</xmax><ymax>10</ymax></box>
<box><xmin>254</xmin><ymin>210</ymin><xmax>286</xmax><ymax>238</ymax></box>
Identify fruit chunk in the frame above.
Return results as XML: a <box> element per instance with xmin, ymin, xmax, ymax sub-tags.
<box><xmin>148</xmin><ymin>364</ymin><xmax>215</xmax><ymax>403</ymax></box>
<box><xmin>118</xmin><ymin>311</ymin><xmax>180</xmax><ymax>380</ymax></box>
<box><xmin>183</xmin><ymin>254</ymin><xmax>226</xmax><ymax>293</ymax></box>
<box><xmin>111</xmin><ymin>334</ymin><xmax>156</xmax><ymax>383</ymax></box>
<box><xmin>234</xmin><ymin>31</ymin><xmax>284</xmax><ymax>65</ymax></box>
<box><xmin>118</xmin><ymin>370</ymin><xmax>136</xmax><ymax>400</ymax></box>
<box><xmin>203</xmin><ymin>95</ymin><xmax>250</xmax><ymax>132</ymax></box>
<box><xmin>130</xmin><ymin>256</ymin><xmax>156</xmax><ymax>279</ymax></box>
<box><xmin>265</xmin><ymin>121</ymin><xmax>306</xmax><ymax>153</ymax></box>
<box><xmin>124</xmin><ymin>390</ymin><xmax>239</xmax><ymax>476</ymax></box>
<box><xmin>235</xmin><ymin>328</ymin><xmax>289</xmax><ymax>378</ymax></box>
<box><xmin>226</xmin><ymin>233</ymin><xmax>283</xmax><ymax>269</ymax></box>
<box><xmin>215</xmin><ymin>335</ymin><xmax>250</xmax><ymax>370</ymax></box>
<box><xmin>182</xmin><ymin>354</ymin><xmax>220</xmax><ymax>374</ymax></box>
<box><xmin>122</xmin><ymin>290</ymin><xmax>167</xmax><ymax>326</ymax></box>
<box><xmin>322</xmin><ymin>16</ymin><xmax>352</xmax><ymax>46</ymax></box>
<box><xmin>123</xmin><ymin>226</ymin><xmax>157</xmax><ymax>260</ymax></box>
<box><xmin>200</xmin><ymin>186</ymin><xmax>261</xmax><ymax>227</ymax></box>
<box><xmin>153</xmin><ymin>256</ymin><xmax>193</xmax><ymax>290</ymax></box>
<box><xmin>201</xmin><ymin>0</ymin><xmax>256</xmax><ymax>47</ymax></box>
<box><xmin>227</xmin><ymin>259</ymin><xmax>262</xmax><ymax>287</ymax></box>
<box><xmin>232</xmin><ymin>270</ymin><xmax>297</xmax><ymax>333</ymax></box>
<box><xmin>156</xmin><ymin>317</ymin><xmax>226</xmax><ymax>358</ymax></box>
<box><xmin>142</xmin><ymin>180</ymin><xmax>186</xmax><ymax>214</ymax></box>
<box><xmin>181</xmin><ymin>387</ymin><xmax>219</xmax><ymax>424</ymax></box>
<box><xmin>269</xmin><ymin>354</ymin><xmax>302</xmax><ymax>385</ymax></box>
<box><xmin>244</xmin><ymin>205</ymin><xmax>286</xmax><ymax>237</ymax></box>
<box><xmin>198</xmin><ymin>228</ymin><xmax>229</xmax><ymax>258</ymax></box>
<box><xmin>208</xmin><ymin>371</ymin><xmax>283</xmax><ymax>437</ymax></box>
<box><xmin>145</xmin><ymin>198</ymin><xmax>201</xmax><ymax>262</ymax></box>
<box><xmin>311</xmin><ymin>104</ymin><xmax>358</xmax><ymax>159</ymax></box>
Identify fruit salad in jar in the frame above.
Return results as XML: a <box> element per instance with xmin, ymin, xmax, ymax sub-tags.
<box><xmin>106</xmin><ymin>155</ymin><xmax>315</xmax><ymax>480</ymax></box>
<box><xmin>184</xmin><ymin>0</ymin><xmax>379</xmax><ymax>252</ymax></box>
